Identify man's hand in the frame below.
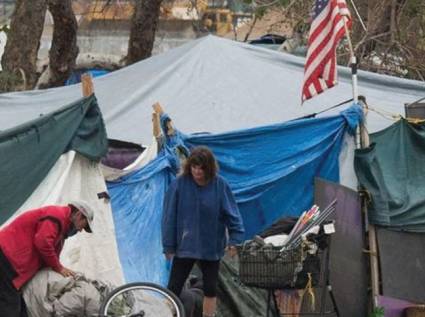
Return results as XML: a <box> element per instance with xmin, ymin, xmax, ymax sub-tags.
<box><xmin>165</xmin><ymin>252</ymin><xmax>175</xmax><ymax>260</ymax></box>
<box><xmin>59</xmin><ymin>267</ymin><xmax>76</xmax><ymax>278</ymax></box>
<box><xmin>226</xmin><ymin>245</ymin><xmax>238</xmax><ymax>257</ymax></box>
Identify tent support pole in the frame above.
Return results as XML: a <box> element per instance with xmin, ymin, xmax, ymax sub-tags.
<box><xmin>81</xmin><ymin>73</ymin><xmax>94</xmax><ymax>97</ymax></box>
<box><xmin>344</xmin><ymin>19</ymin><xmax>380</xmax><ymax>308</ymax></box>
<box><xmin>152</xmin><ymin>102</ymin><xmax>175</xmax><ymax>136</ymax></box>
<box><xmin>152</xmin><ymin>102</ymin><xmax>162</xmax><ymax>141</ymax></box>
<box><xmin>359</xmin><ymin>97</ymin><xmax>380</xmax><ymax>309</ymax></box>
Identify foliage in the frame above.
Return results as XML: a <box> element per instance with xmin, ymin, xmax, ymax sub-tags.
<box><xmin>242</xmin><ymin>0</ymin><xmax>425</xmax><ymax>80</ymax></box>
<box><xmin>369</xmin><ymin>306</ymin><xmax>385</xmax><ymax>317</ymax></box>
<box><xmin>0</xmin><ymin>24</ymin><xmax>10</xmax><ymax>35</ymax></box>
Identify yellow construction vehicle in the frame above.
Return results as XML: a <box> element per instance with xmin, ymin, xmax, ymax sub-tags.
<box><xmin>201</xmin><ymin>8</ymin><xmax>233</xmax><ymax>35</ymax></box>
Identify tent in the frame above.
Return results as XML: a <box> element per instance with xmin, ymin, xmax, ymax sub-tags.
<box><xmin>105</xmin><ymin>105</ymin><xmax>362</xmax><ymax>287</ymax></box>
<box><xmin>0</xmin><ymin>35</ymin><xmax>423</xmax><ymax>145</ymax></box>
<box><xmin>1</xmin><ymin>35</ymin><xmax>424</xmax><ymax>315</ymax></box>
<box><xmin>0</xmin><ymin>95</ymin><xmax>125</xmax><ymax>286</ymax></box>
<box><xmin>354</xmin><ymin>119</ymin><xmax>425</xmax><ymax>310</ymax></box>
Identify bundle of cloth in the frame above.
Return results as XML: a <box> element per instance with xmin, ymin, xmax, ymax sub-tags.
<box><xmin>23</xmin><ymin>270</ymin><xmax>114</xmax><ymax>317</ymax></box>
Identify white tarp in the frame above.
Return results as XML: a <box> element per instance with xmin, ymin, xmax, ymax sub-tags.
<box><xmin>8</xmin><ymin>151</ymin><xmax>124</xmax><ymax>286</ymax></box>
<box><xmin>0</xmin><ymin>36</ymin><xmax>423</xmax><ymax>145</ymax></box>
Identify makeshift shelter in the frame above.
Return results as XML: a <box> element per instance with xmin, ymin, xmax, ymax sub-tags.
<box><xmin>355</xmin><ymin>119</ymin><xmax>425</xmax><ymax>232</ymax></box>
<box><xmin>0</xmin><ymin>95</ymin><xmax>125</xmax><ymax>286</ymax></box>
<box><xmin>354</xmin><ymin>119</ymin><xmax>425</xmax><ymax>311</ymax></box>
<box><xmin>1</xmin><ymin>35</ymin><xmax>424</xmax><ymax>316</ymax></box>
<box><xmin>0</xmin><ymin>35</ymin><xmax>423</xmax><ymax>145</ymax></box>
<box><xmin>104</xmin><ymin>105</ymin><xmax>362</xmax><ymax>288</ymax></box>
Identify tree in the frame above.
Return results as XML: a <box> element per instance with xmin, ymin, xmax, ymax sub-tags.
<box><xmin>1</xmin><ymin>0</ymin><xmax>79</xmax><ymax>91</ymax></box>
<box><xmin>1</xmin><ymin>0</ymin><xmax>47</xmax><ymax>90</ymax></box>
<box><xmin>127</xmin><ymin>0</ymin><xmax>164</xmax><ymax>65</ymax></box>
<box><xmin>38</xmin><ymin>0</ymin><xmax>78</xmax><ymax>88</ymax></box>
<box><xmin>351</xmin><ymin>0</ymin><xmax>425</xmax><ymax>79</ymax></box>
<box><xmin>241</xmin><ymin>0</ymin><xmax>425</xmax><ymax>80</ymax></box>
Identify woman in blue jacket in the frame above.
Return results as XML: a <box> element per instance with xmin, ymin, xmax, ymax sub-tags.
<box><xmin>162</xmin><ymin>146</ymin><xmax>245</xmax><ymax>317</ymax></box>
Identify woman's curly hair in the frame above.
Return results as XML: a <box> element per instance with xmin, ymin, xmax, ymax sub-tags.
<box><xmin>183</xmin><ymin>146</ymin><xmax>218</xmax><ymax>183</ymax></box>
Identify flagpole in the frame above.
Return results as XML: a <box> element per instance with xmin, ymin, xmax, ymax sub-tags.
<box><xmin>343</xmin><ymin>18</ymin><xmax>358</xmax><ymax>103</ymax></box>
<box><xmin>343</xmin><ymin>15</ymin><xmax>380</xmax><ymax>309</ymax></box>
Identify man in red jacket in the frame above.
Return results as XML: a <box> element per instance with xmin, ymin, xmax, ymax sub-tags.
<box><xmin>0</xmin><ymin>200</ymin><xmax>95</xmax><ymax>317</ymax></box>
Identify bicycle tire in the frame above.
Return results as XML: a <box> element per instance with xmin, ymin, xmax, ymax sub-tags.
<box><xmin>99</xmin><ymin>282</ymin><xmax>185</xmax><ymax>317</ymax></box>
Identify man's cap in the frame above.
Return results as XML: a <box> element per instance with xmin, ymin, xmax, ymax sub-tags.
<box><xmin>69</xmin><ymin>200</ymin><xmax>95</xmax><ymax>233</ymax></box>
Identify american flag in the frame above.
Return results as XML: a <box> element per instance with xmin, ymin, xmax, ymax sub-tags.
<box><xmin>301</xmin><ymin>0</ymin><xmax>351</xmax><ymax>102</ymax></box>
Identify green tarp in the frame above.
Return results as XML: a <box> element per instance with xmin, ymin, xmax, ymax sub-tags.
<box><xmin>217</xmin><ymin>257</ymin><xmax>273</xmax><ymax>317</ymax></box>
<box><xmin>0</xmin><ymin>95</ymin><xmax>107</xmax><ymax>225</ymax></box>
<box><xmin>354</xmin><ymin>119</ymin><xmax>425</xmax><ymax>232</ymax></box>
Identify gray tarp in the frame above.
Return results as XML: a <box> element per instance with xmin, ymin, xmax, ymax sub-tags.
<box><xmin>23</xmin><ymin>270</ymin><xmax>113</xmax><ymax>317</ymax></box>
<box><xmin>0</xmin><ymin>36</ymin><xmax>424</xmax><ymax>145</ymax></box>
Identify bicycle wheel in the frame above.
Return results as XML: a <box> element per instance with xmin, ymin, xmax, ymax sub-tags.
<box><xmin>99</xmin><ymin>282</ymin><xmax>185</xmax><ymax>317</ymax></box>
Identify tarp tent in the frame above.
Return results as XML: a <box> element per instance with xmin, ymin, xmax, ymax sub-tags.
<box><xmin>1</xmin><ymin>35</ymin><xmax>424</xmax><ymax>315</ymax></box>
<box><xmin>0</xmin><ymin>96</ymin><xmax>125</xmax><ymax>286</ymax></box>
<box><xmin>355</xmin><ymin>119</ymin><xmax>425</xmax><ymax>232</ymax></box>
<box><xmin>105</xmin><ymin>105</ymin><xmax>362</xmax><ymax>286</ymax></box>
<box><xmin>354</xmin><ymin>119</ymin><xmax>425</xmax><ymax>312</ymax></box>
<box><xmin>171</xmin><ymin>106</ymin><xmax>361</xmax><ymax>237</ymax></box>
<box><xmin>0</xmin><ymin>35</ymin><xmax>423</xmax><ymax>145</ymax></box>
<box><xmin>0</xmin><ymin>96</ymin><xmax>107</xmax><ymax>223</ymax></box>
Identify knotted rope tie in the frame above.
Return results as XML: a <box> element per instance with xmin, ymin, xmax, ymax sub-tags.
<box><xmin>304</xmin><ymin>272</ymin><xmax>316</xmax><ymax>312</ymax></box>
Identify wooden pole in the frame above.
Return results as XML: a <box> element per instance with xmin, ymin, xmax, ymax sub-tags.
<box><xmin>152</xmin><ymin>102</ymin><xmax>176</xmax><ymax>136</ymax></box>
<box><xmin>343</xmin><ymin>16</ymin><xmax>380</xmax><ymax>307</ymax></box>
<box><xmin>359</xmin><ymin>98</ymin><xmax>380</xmax><ymax>308</ymax></box>
<box><xmin>152</xmin><ymin>101</ymin><xmax>175</xmax><ymax>136</ymax></box>
<box><xmin>152</xmin><ymin>102</ymin><xmax>162</xmax><ymax>139</ymax></box>
<box><xmin>81</xmin><ymin>73</ymin><xmax>94</xmax><ymax>97</ymax></box>
<box><xmin>152</xmin><ymin>101</ymin><xmax>164</xmax><ymax>115</ymax></box>
<box><xmin>152</xmin><ymin>113</ymin><xmax>161</xmax><ymax>139</ymax></box>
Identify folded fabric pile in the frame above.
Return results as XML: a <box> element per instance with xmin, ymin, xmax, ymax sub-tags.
<box><xmin>23</xmin><ymin>269</ymin><xmax>115</xmax><ymax>317</ymax></box>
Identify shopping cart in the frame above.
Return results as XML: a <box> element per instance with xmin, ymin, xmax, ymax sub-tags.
<box><xmin>238</xmin><ymin>229</ymin><xmax>339</xmax><ymax>316</ymax></box>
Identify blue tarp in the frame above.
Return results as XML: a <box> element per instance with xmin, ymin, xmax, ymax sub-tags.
<box><xmin>107</xmin><ymin>155</ymin><xmax>175</xmax><ymax>285</ymax></box>
<box><xmin>108</xmin><ymin>104</ymin><xmax>362</xmax><ymax>284</ymax></box>
<box><xmin>171</xmin><ymin>104</ymin><xmax>362</xmax><ymax>237</ymax></box>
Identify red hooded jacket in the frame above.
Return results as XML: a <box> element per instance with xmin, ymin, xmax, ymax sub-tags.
<box><xmin>0</xmin><ymin>205</ymin><xmax>72</xmax><ymax>289</ymax></box>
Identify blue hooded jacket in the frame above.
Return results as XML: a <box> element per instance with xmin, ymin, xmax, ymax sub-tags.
<box><xmin>162</xmin><ymin>174</ymin><xmax>245</xmax><ymax>260</ymax></box>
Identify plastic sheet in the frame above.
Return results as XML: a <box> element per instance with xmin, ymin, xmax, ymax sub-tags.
<box><xmin>107</xmin><ymin>155</ymin><xmax>175</xmax><ymax>285</ymax></box>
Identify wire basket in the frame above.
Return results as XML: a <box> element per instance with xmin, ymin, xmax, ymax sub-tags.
<box><xmin>238</xmin><ymin>245</ymin><xmax>304</xmax><ymax>289</ymax></box>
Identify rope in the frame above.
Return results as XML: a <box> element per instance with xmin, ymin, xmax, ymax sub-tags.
<box><xmin>296</xmin><ymin>98</ymin><xmax>354</xmax><ymax>120</ymax></box>
<box><xmin>407</xmin><ymin>118</ymin><xmax>425</xmax><ymax>124</ymax></box>
<box><xmin>315</xmin><ymin>98</ymin><xmax>354</xmax><ymax>116</ymax></box>
<box><xmin>303</xmin><ymin>273</ymin><xmax>316</xmax><ymax>311</ymax></box>
<box><xmin>358</xmin><ymin>189</ymin><xmax>372</xmax><ymax>205</ymax></box>
<box><xmin>366</xmin><ymin>105</ymin><xmax>403</xmax><ymax>122</ymax></box>
<box><xmin>299</xmin><ymin>241</ymin><xmax>315</xmax><ymax>310</ymax></box>
<box><xmin>301</xmin><ymin>96</ymin><xmax>425</xmax><ymax>127</ymax></box>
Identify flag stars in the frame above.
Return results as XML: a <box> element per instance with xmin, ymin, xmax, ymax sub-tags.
<box><xmin>315</xmin><ymin>0</ymin><xmax>329</xmax><ymax>16</ymax></box>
